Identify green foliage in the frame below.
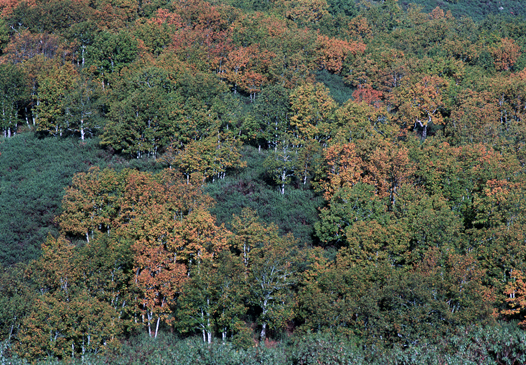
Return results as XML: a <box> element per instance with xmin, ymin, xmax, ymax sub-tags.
<box><xmin>288</xmin><ymin>332</ymin><xmax>365</xmax><ymax>364</ymax></box>
<box><xmin>176</xmin><ymin>253</ymin><xmax>247</xmax><ymax>342</ymax></box>
<box><xmin>399</xmin><ymin>0</ymin><xmax>526</xmax><ymax>22</ymax></box>
<box><xmin>0</xmin><ymin>135</ymin><xmax>108</xmax><ymax>265</ymax></box>
<box><xmin>6</xmin><ymin>0</ymin><xmax>91</xmax><ymax>34</ymax></box>
<box><xmin>0</xmin><ymin>133</ymin><xmax>162</xmax><ymax>266</ymax></box>
<box><xmin>206</xmin><ymin>146</ymin><xmax>324</xmax><ymax>246</ymax></box>
<box><xmin>5</xmin><ymin>0</ymin><xmax>526</xmax><ymax>361</ymax></box>
<box><xmin>102</xmin><ymin>66</ymin><xmax>177</xmax><ymax>158</ymax></box>
<box><xmin>326</xmin><ymin>0</ymin><xmax>358</xmax><ymax>17</ymax></box>
<box><xmin>315</xmin><ymin>70</ymin><xmax>355</xmax><ymax>105</ymax></box>
<box><xmin>86</xmin><ymin>31</ymin><xmax>139</xmax><ymax>79</ymax></box>
<box><xmin>15</xmin><ymin>291</ymin><xmax>122</xmax><ymax>360</ymax></box>
<box><xmin>5</xmin><ymin>324</ymin><xmax>526</xmax><ymax>364</ymax></box>
<box><xmin>0</xmin><ymin>18</ymin><xmax>9</xmax><ymax>54</ymax></box>
<box><xmin>249</xmin><ymin>84</ymin><xmax>291</xmax><ymax>149</ymax></box>
<box><xmin>0</xmin><ymin>64</ymin><xmax>28</xmax><ymax>136</ymax></box>
<box><xmin>0</xmin><ymin>263</ymin><xmax>34</xmax><ymax>342</ymax></box>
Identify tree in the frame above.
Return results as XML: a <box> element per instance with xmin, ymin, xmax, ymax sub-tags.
<box><xmin>390</xmin><ymin>75</ymin><xmax>449</xmax><ymax>139</ymax></box>
<box><xmin>264</xmin><ymin>134</ymin><xmax>299</xmax><ymax>195</ymax></box>
<box><xmin>445</xmin><ymin>89</ymin><xmax>500</xmax><ymax>146</ymax></box>
<box><xmin>35</xmin><ymin>62</ymin><xmax>79</xmax><ymax>136</ymax></box>
<box><xmin>0</xmin><ymin>63</ymin><xmax>28</xmax><ymax>137</ymax></box>
<box><xmin>284</xmin><ymin>0</ymin><xmax>329</xmax><ymax>25</ymax></box>
<box><xmin>492</xmin><ymin>37</ymin><xmax>521</xmax><ymax>72</ymax></box>
<box><xmin>316</xmin><ymin>142</ymin><xmax>369</xmax><ymax>200</ymax></box>
<box><xmin>175</xmin><ymin>258</ymin><xmax>216</xmax><ymax>343</ymax></box>
<box><xmin>86</xmin><ymin>31</ymin><xmax>139</xmax><ymax>88</ymax></box>
<box><xmin>211</xmin><ymin>251</ymin><xmax>248</xmax><ymax>342</ymax></box>
<box><xmin>15</xmin><ymin>291</ymin><xmax>121</xmax><ymax>360</ymax></box>
<box><xmin>229</xmin><ymin>209</ymin><xmax>304</xmax><ymax>340</ymax></box>
<box><xmin>15</xmin><ymin>234</ymin><xmax>128</xmax><ymax>360</ymax></box>
<box><xmin>57</xmin><ymin>167</ymin><xmax>212</xmax><ymax>243</ymax></box>
<box><xmin>315</xmin><ymin>34</ymin><xmax>365</xmax><ymax>75</ymax></box>
<box><xmin>175</xmin><ymin>252</ymin><xmax>247</xmax><ymax>344</ymax></box>
<box><xmin>250</xmin><ymin>84</ymin><xmax>290</xmax><ymax>150</ymax></box>
<box><xmin>331</xmin><ymin>100</ymin><xmax>395</xmax><ymax>145</ymax></box>
<box><xmin>159</xmin><ymin>131</ymin><xmax>246</xmax><ymax>183</ymax></box>
<box><xmin>221</xmin><ymin>44</ymin><xmax>275</xmax><ymax>99</ymax></box>
<box><xmin>503</xmin><ymin>269</ymin><xmax>526</xmax><ymax>326</ymax></box>
<box><xmin>132</xmin><ymin>242</ymin><xmax>187</xmax><ymax>338</ymax></box>
<box><xmin>0</xmin><ymin>263</ymin><xmax>34</xmax><ymax>341</ymax></box>
<box><xmin>289</xmin><ymin>82</ymin><xmax>336</xmax><ymax>144</ymax></box>
<box><xmin>2</xmin><ymin>30</ymin><xmax>64</xmax><ymax>63</ymax></box>
<box><xmin>247</xmin><ymin>230</ymin><xmax>302</xmax><ymax>340</ymax></box>
<box><xmin>101</xmin><ymin>66</ymin><xmax>176</xmax><ymax>157</ymax></box>
<box><xmin>63</xmin><ymin>77</ymin><xmax>102</xmax><ymax>140</ymax></box>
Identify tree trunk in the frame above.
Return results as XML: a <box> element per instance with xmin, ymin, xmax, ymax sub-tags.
<box><xmin>260</xmin><ymin>322</ymin><xmax>267</xmax><ymax>341</ymax></box>
<box><xmin>154</xmin><ymin>316</ymin><xmax>160</xmax><ymax>339</ymax></box>
<box><xmin>147</xmin><ymin>312</ymin><xmax>152</xmax><ymax>337</ymax></box>
<box><xmin>202</xmin><ymin>309</ymin><xmax>206</xmax><ymax>343</ymax></box>
<box><xmin>206</xmin><ymin>298</ymin><xmax>212</xmax><ymax>344</ymax></box>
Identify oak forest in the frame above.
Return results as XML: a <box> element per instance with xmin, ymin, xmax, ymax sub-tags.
<box><xmin>2</xmin><ymin>0</ymin><xmax>526</xmax><ymax>363</ymax></box>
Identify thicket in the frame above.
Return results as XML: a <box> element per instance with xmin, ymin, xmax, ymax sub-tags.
<box><xmin>1</xmin><ymin>0</ymin><xmax>526</xmax><ymax>362</ymax></box>
<box><xmin>0</xmin><ymin>135</ymin><xmax>106</xmax><ymax>264</ymax></box>
<box><xmin>0</xmin><ymin>134</ymin><xmax>162</xmax><ymax>265</ymax></box>
<box><xmin>3</xmin><ymin>325</ymin><xmax>526</xmax><ymax>364</ymax></box>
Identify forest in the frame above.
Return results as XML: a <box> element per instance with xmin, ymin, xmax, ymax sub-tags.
<box><xmin>1</xmin><ymin>0</ymin><xmax>526</xmax><ymax>363</ymax></box>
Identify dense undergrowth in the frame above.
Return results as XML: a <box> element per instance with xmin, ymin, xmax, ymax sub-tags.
<box><xmin>0</xmin><ymin>133</ymin><xmax>161</xmax><ymax>264</ymax></box>
<box><xmin>3</xmin><ymin>324</ymin><xmax>526</xmax><ymax>365</ymax></box>
<box><xmin>205</xmin><ymin>145</ymin><xmax>325</xmax><ymax>246</ymax></box>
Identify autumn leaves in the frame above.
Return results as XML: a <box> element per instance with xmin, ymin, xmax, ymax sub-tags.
<box><xmin>14</xmin><ymin>168</ymin><xmax>303</xmax><ymax>358</ymax></box>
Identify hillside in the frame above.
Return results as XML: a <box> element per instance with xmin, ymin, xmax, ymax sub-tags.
<box><xmin>1</xmin><ymin>0</ymin><xmax>526</xmax><ymax>362</ymax></box>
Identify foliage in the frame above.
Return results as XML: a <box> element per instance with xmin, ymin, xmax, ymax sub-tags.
<box><xmin>0</xmin><ymin>135</ymin><xmax>111</xmax><ymax>265</ymax></box>
<box><xmin>4</xmin><ymin>0</ymin><xmax>526</xmax><ymax>361</ymax></box>
<box><xmin>205</xmin><ymin>146</ymin><xmax>324</xmax><ymax>245</ymax></box>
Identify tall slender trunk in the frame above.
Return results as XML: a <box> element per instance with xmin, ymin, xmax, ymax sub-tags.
<box><xmin>260</xmin><ymin>322</ymin><xmax>267</xmax><ymax>341</ymax></box>
<box><xmin>202</xmin><ymin>310</ymin><xmax>206</xmax><ymax>343</ymax></box>
<box><xmin>154</xmin><ymin>317</ymin><xmax>160</xmax><ymax>339</ymax></box>
<box><xmin>207</xmin><ymin>298</ymin><xmax>212</xmax><ymax>344</ymax></box>
<box><xmin>147</xmin><ymin>312</ymin><xmax>152</xmax><ymax>337</ymax></box>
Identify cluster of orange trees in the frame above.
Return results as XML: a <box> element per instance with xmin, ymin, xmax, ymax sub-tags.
<box><xmin>2</xmin><ymin>0</ymin><xmax>526</xmax><ymax>361</ymax></box>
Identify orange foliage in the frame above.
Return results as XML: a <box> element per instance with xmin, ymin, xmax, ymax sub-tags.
<box><xmin>315</xmin><ymin>34</ymin><xmax>365</xmax><ymax>74</ymax></box>
<box><xmin>347</xmin><ymin>15</ymin><xmax>372</xmax><ymax>41</ymax></box>
<box><xmin>391</xmin><ymin>75</ymin><xmax>448</xmax><ymax>138</ymax></box>
<box><xmin>0</xmin><ymin>0</ymin><xmax>28</xmax><ymax>17</ymax></box>
<box><xmin>289</xmin><ymin>82</ymin><xmax>336</xmax><ymax>142</ymax></box>
<box><xmin>503</xmin><ymin>269</ymin><xmax>526</xmax><ymax>326</ymax></box>
<box><xmin>57</xmin><ymin>167</ymin><xmax>213</xmax><ymax>244</ymax></box>
<box><xmin>319</xmin><ymin>143</ymin><xmax>369</xmax><ymax>200</ymax></box>
<box><xmin>222</xmin><ymin>44</ymin><xmax>275</xmax><ymax>96</ymax></box>
<box><xmin>2</xmin><ymin>31</ymin><xmax>71</xmax><ymax>64</ymax></box>
<box><xmin>319</xmin><ymin>142</ymin><xmax>415</xmax><ymax>201</ymax></box>
<box><xmin>352</xmin><ymin>84</ymin><xmax>383</xmax><ymax>107</ymax></box>
<box><xmin>153</xmin><ymin>8</ymin><xmax>183</xmax><ymax>26</ymax></box>
<box><xmin>492</xmin><ymin>38</ymin><xmax>522</xmax><ymax>72</ymax></box>
<box><xmin>133</xmin><ymin>242</ymin><xmax>187</xmax><ymax>337</ymax></box>
<box><xmin>169</xmin><ymin>0</ymin><xmax>235</xmax><ymax>72</ymax></box>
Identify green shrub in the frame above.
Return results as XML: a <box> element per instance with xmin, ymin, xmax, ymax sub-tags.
<box><xmin>205</xmin><ymin>146</ymin><xmax>324</xmax><ymax>246</ymax></box>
